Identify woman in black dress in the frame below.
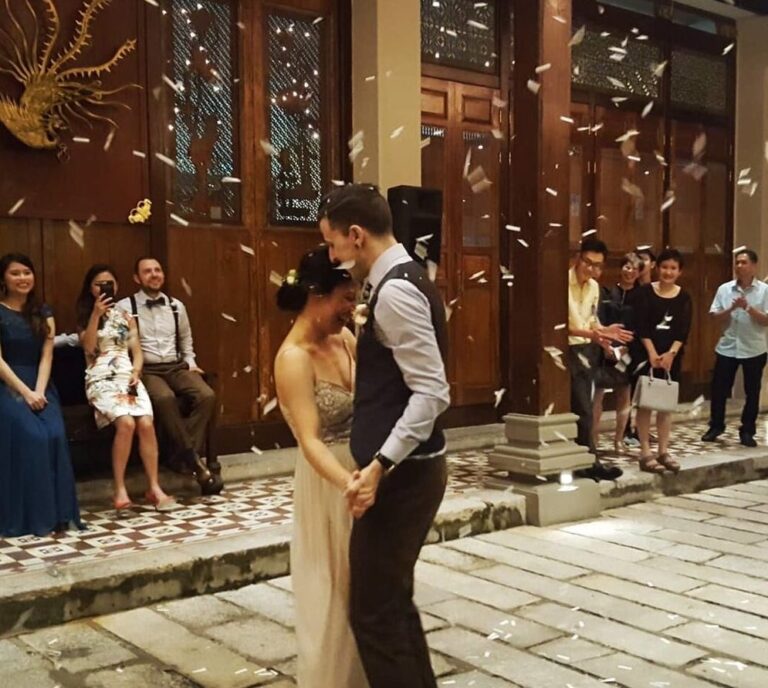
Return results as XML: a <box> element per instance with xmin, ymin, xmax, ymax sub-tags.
<box><xmin>592</xmin><ymin>252</ymin><xmax>642</xmax><ymax>453</ymax></box>
<box><xmin>634</xmin><ymin>249</ymin><xmax>692</xmax><ymax>473</ymax></box>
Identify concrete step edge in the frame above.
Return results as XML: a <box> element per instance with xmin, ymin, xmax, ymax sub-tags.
<box><xmin>0</xmin><ymin>490</ymin><xmax>525</xmax><ymax>639</ymax></box>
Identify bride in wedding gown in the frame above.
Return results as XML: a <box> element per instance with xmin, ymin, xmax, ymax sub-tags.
<box><xmin>274</xmin><ymin>245</ymin><xmax>370</xmax><ymax>688</ymax></box>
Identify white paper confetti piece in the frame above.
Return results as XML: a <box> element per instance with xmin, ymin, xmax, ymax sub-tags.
<box><xmin>240</xmin><ymin>244</ymin><xmax>255</xmax><ymax>256</ymax></box>
<box><xmin>162</xmin><ymin>74</ymin><xmax>183</xmax><ymax>94</ymax></box>
<box><xmin>545</xmin><ymin>187</ymin><xmax>558</xmax><ymax>197</ymax></box>
<box><xmin>660</xmin><ymin>192</ymin><xmax>676</xmax><ymax>212</ymax></box>
<box><xmin>260</xmin><ymin>140</ymin><xmax>276</xmax><ymax>156</ymax></box>
<box><xmin>132</xmin><ymin>150</ymin><xmax>146</xmax><ymax>158</ymax></box>
<box><xmin>155</xmin><ymin>152</ymin><xmax>176</xmax><ymax>168</ymax></box>
<box><xmin>269</xmin><ymin>270</ymin><xmax>283</xmax><ymax>287</ymax></box>
<box><xmin>390</xmin><ymin>126</ymin><xmax>405</xmax><ymax>139</ymax></box>
<box><xmin>169</xmin><ymin>213</ymin><xmax>189</xmax><ymax>226</ymax></box>
<box><xmin>527</xmin><ymin>79</ymin><xmax>541</xmax><ymax>95</ymax></box>
<box><xmin>693</xmin><ymin>132</ymin><xmax>707</xmax><ymax>160</ymax></box>
<box><xmin>733</xmin><ymin>244</ymin><xmax>747</xmax><ymax>254</ymax></box>
<box><xmin>723</xmin><ymin>42</ymin><xmax>734</xmax><ymax>55</ymax></box>
<box><xmin>652</xmin><ymin>60</ymin><xmax>668</xmax><ymax>77</ymax></box>
<box><xmin>535</xmin><ymin>63</ymin><xmax>552</xmax><ymax>74</ymax></box>
<box><xmin>250</xmin><ymin>445</ymin><xmax>263</xmax><ymax>455</ymax></box>
<box><xmin>606</xmin><ymin>76</ymin><xmax>627</xmax><ymax>90</ymax></box>
<box><xmin>467</xmin><ymin>19</ymin><xmax>488</xmax><ymax>30</ymax></box>
<box><xmin>420</xmin><ymin>137</ymin><xmax>431</xmax><ymax>149</ymax></box>
<box><xmin>180</xmin><ymin>278</ymin><xmax>192</xmax><ymax>296</ymax></box>
<box><xmin>560</xmin><ymin>116</ymin><xmax>575</xmax><ymax>124</ymax></box>
<box><xmin>262</xmin><ymin>397</ymin><xmax>278</xmax><ymax>416</ymax></box>
<box><xmin>222</xmin><ymin>176</ymin><xmax>241</xmax><ymax>184</ymax></box>
<box><xmin>505</xmin><ymin>224</ymin><xmax>521</xmax><ymax>232</ymax></box>
<box><xmin>103</xmin><ymin>128</ymin><xmax>116</xmax><ymax>151</ymax></box>
<box><xmin>493</xmin><ymin>388</ymin><xmax>506</xmax><ymax>408</ymax></box>
<box><xmin>641</xmin><ymin>101</ymin><xmax>654</xmax><ymax>118</ymax></box>
<box><xmin>72</xmin><ymin>136</ymin><xmax>90</xmax><ymax>143</ymax></box>
<box><xmin>8</xmin><ymin>198</ymin><xmax>25</xmax><ymax>215</ymax></box>
<box><xmin>220</xmin><ymin>313</ymin><xmax>237</xmax><ymax>323</ymax></box>
<box><xmin>68</xmin><ymin>220</ymin><xmax>84</xmax><ymax>248</ymax></box>
<box><xmin>517</xmin><ymin>238</ymin><xmax>529</xmax><ymax>248</ymax></box>
<box><xmin>569</xmin><ymin>25</ymin><xmax>586</xmax><ymax>47</ymax></box>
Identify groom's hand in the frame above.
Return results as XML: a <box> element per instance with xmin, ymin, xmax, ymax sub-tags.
<box><xmin>348</xmin><ymin>461</ymin><xmax>383</xmax><ymax>518</ymax></box>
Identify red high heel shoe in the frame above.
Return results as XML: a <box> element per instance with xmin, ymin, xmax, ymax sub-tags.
<box><xmin>144</xmin><ymin>491</ymin><xmax>177</xmax><ymax>512</ymax></box>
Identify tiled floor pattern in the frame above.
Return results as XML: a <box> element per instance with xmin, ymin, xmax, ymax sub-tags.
<box><xmin>0</xmin><ymin>417</ymin><xmax>762</xmax><ymax>578</ymax></box>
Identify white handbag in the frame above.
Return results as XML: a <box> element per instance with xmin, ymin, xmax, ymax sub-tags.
<box><xmin>633</xmin><ymin>369</ymin><xmax>679</xmax><ymax>413</ymax></box>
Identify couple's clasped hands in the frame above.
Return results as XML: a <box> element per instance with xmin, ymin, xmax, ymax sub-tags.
<box><xmin>344</xmin><ymin>460</ymin><xmax>383</xmax><ymax>519</ymax></box>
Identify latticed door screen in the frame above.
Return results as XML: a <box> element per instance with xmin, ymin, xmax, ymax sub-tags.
<box><xmin>169</xmin><ymin>0</ymin><xmax>241</xmax><ymax>222</ymax></box>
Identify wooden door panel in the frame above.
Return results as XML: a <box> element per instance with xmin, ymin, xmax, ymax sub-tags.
<box><xmin>422</xmin><ymin>89</ymin><xmax>449</xmax><ymax>118</ymax></box>
<box><xmin>454</xmin><ymin>253</ymin><xmax>498</xmax><ymax>405</ymax></box>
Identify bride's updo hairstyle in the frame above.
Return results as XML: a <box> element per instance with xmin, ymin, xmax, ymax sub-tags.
<box><xmin>276</xmin><ymin>244</ymin><xmax>353</xmax><ymax>313</ymax></box>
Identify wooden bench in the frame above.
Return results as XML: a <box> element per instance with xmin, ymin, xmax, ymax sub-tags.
<box><xmin>52</xmin><ymin>345</ymin><xmax>223</xmax><ymax>494</ymax></box>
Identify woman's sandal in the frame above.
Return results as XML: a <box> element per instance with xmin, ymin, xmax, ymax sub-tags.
<box><xmin>657</xmin><ymin>453</ymin><xmax>681</xmax><ymax>473</ymax></box>
<box><xmin>113</xmin><ymin>497</ymin><xmax>134</xmax><ymax>513</ymax></box>
<box><xmin>639</xmin><ymin>455</ymin><xmax>666</xmax><ymax>474</ymax></box>
<box><xmin>144</xmin><ymin>491</ymin><xmax>177</xmax><ymax>513</ymax></box>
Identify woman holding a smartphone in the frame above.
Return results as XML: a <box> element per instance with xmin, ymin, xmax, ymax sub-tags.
<box><xmin>76</xmin><ymin>265</ymin><xmax>175</xmax><ymax>512</ymax></box>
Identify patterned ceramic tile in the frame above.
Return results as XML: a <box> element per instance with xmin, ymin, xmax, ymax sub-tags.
<box><xmin>0</xmin><ymin>416</ymin><xmax>763</xmax><ymax>578</ymax></box>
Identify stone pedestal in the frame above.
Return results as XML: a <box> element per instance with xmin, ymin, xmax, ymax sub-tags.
<box><xmin>486</xmin><ymin>412</ymin><xmax>601</xmax><ymax>526</ymax></box>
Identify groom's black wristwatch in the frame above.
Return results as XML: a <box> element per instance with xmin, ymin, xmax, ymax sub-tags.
<box><xmin>374</xmin><ymin>452</ymin><xmax>396</xmax><ymax>473</ymax></box>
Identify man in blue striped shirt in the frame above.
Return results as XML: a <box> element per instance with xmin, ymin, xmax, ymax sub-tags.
<box><xmin>703</xmin><ymin>249</ymin><xmax>768</xmax><ymax>447</ymax></box>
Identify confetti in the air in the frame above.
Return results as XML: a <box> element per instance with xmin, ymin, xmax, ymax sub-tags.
<box><xmin>269</xmin><ymin>270</ymin><xmax>284</xmax><ymax>287</ymax></box>
<box><xmin>545</xmin><ymin>187</ymin><xmax>558</xmax><ymax>197</ymax></box>
<box><xmin>169</xmin><ymin>213</ymin><xmax>189</xmax><ymax>226</ymax></box>
<box><xmin>162</xmin><ymin>74</ymin><xmax>183</xmax><ymax>94</ymax></box>
<box><xmin>505</xmin><ymin>224</ymin><xmax>521</xmax><ymax>232</ymax></box>
<box><xmin>155</xmin><ymin>152</ymin><xmax>176</xmax><ymax>169</ymax></box>
<box><xmin>420</xmin><ymin>137</ymin><xmax>431</xmax><ymax>149</ymax></box>
<box><xmin>652</xmin><ymin>60</ymin><xmax>668</xmax><ymax>78</ymax></box>
<box><xmin>535</xmin><ymin>63</ymin><xmax>552</xmax><ymax>74</ymax></box>
<box><xmin>733</xmin><ymin>244</ymin><xmax>747</xmax><ymax>254</ymax></box>
<box><xmin>517</xmin><ymin>238</ymin><xmax>529</xmax><ymax>248</ymax></box>
<box><xmin>68</xmin><ymin>220</ymin><xmax>85</xmax><ymax>248</ymax></box>
<box><xmin>222</xmin><ymin>176</ymin><xmax>241</xmax><ymax>184</ymax></box>
<box><xmin>220</xmin><ymin>313</ymin><xmax>237</xmax><ymax>323</ymax></box>
<box><xmin>527</xmin><ymin>79</ymin><xmax>541</xmax><ymax>95</ymax></box>
<box><xmin>240</xmin><ymin>244</ymin><xmax>255</xmax><ymax>256</ymax></box>
<box><xmin>467</xmin><ymin>19</ymin><xmax>489</xmax><ymax>30</ymax></box>
<box><xmin>132</xmin><ymin>150</ymin><xmax>146</xmax><ymax>158</ymax></box>
<box><xmin>569</xmin><ymin>25</ymin><xmax>586</xmax><ymax>47</ymax></box>
<box><xmin>493</xmin><ymin>388</ymin><xmax>506</xmax><ymax>408</ymax></box>
<box><xmin>72</xmin><ymin>136</ymin><xmax>90</xmax><ymax>143</ymax></box>
<box><xmin>723</xmin><ymin>42</ymin><xmax>735</xmax><ymax>55</ymax></box>
<box><xmin>8</xmin><ymin>198</ymin><xmax>25</xmax><ymax>215</ymax></box>
<box><xmin>262</xmin><ymin>397</ymin><xmax>278</xmax><ymax>416</ymax></box>
<box><xmin>260</xmin><ymin>140</ymin><xmax>277</xmax><ymax>156</ymax></box>
<box><xmin>103</xmin><ymin>129</ymin><xmax>116</xmax><ymax>151</ymax></box>
<box><xmin>390</xmin><ymin>125</ymin><xmax>405</xmax><ymax>139</ymax></box>
<box><xmin>621</xmin><ymin>178</ymin><xmax>644</xmax><ymax>200</ymax></box>
<box><xmin>660</xmin><ymin>191</ymin><xmax>676</xmax><ymax>212</ymax></box>
<box><xmin>180</xmin><ymin>278</ymin><xmax>192</xmax><ymax>296</ymax></box>
<box><xmin>641</xmin><ymin>101</ymin><xmax>654</xmax><ymax>118</ymax></box>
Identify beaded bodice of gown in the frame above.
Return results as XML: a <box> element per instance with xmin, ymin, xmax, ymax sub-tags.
<box><xmin>314</xmin><ymin>381</ymin><xmax>353</xmax><ymax>443</ymax></box>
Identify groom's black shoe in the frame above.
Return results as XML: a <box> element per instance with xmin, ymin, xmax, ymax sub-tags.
<box><xmin>701</xmin><ymin>427</ymin><xmax>724</xmax><ymax>442</ymax></box>
<box><xmin>740</xmin><ymin>432</ymin><xmax>758</xmax><ymax>448</ymax></box>
<box><xmin>576</xmin><ymin>460</ymin><xmax>622</xmax><ymax>482</ymax></box>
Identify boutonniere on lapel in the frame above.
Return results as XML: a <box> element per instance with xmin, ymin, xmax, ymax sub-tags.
<box><xmin>353</xmin><ymin>303</ymin><xmax>369</xmax><ymax>327</ymax></box>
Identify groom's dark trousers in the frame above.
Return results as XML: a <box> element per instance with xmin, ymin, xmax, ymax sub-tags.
<box><xmin>349</xmin><ymin>456</ymin><xmax>447</xmax><ymax>688</ymax></box>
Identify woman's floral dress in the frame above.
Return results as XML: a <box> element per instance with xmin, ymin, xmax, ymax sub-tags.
<box><xmin>85</xmin><ymin>307</ymin><xmax>153</xmax><ymax>429</ymax></box>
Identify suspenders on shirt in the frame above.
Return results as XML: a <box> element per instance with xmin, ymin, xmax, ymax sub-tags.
<box><xmin>129</xmin><ymin>295</ymin><xmax>182</xmax><ymax>362</ymax></box>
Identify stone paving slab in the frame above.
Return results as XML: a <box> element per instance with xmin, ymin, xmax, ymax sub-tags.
<box><xmin>574</xmin><ymin>574</ymin><xmax>768</xmax><ymax>639</ymax></box>
<box><xmin>423</xmin><ymin>598</ymin><xmax>561</xmax><ymax>649</ymax></box>
<box><xmin>689</xmin><ymin>657</ymin><xmax>768</xmax><ymax>688</ymax></box>
<box><xmin>688</xmin><ymin>584</ymin><xmax>768</xmax><ymax>619</ymax></box>
<box><xmin>426</xmin><ymin>626</ymin><xmax>608</xmax><ymax>687</ymax></box>
<box><xmin>415</xmin><ymin>561</ymin><xmax>540</xmax><ymax>610</ymax></box>
<box><xmin>516</xmin><ymin>602</ymin><xmax>707</xmax><ymax>667</ymax></box>
<box><xmin>605</xmin><ymin>506</ymin><xmax>767</xmax><ymax>544</ymax></box>
<box><xmin>666</xmin><ymin>621</ymin><xmax>768</xmax><ymax>668</ymax></box>
<box><xmin>476</xmin><ymin>529</ymin><xmax>703</xmax><ymax>593</ymax></box>
<box><xmin>642</xmin><ymin>555</ymin><xmax>768</xmax><ymax>597</ymax></box>
<box><xmin>576</xmin><ymin>651</ymin><xmax>717</xmax><ymax>688</ymax></box>
<box><xmin>475</xmin><ymin>564</ymin><xmax>681</xmax><ymax>632</ymax></box>
<box><xmin>445</xmin><ymin>535</ymin><xmax>590</xmax><ymax>580</ymax></box>
<box><xmin>96</xmin><ymin>608</ymin><xmax>272</xmax><ymax>688</ymax></box>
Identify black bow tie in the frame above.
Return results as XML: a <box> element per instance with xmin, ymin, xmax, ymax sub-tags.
<box><xmin>146</xmin><ymin>297</ymin><xmax>166</xmax><ymax>308</ymax></box>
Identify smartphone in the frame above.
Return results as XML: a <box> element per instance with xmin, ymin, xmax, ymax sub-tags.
<box><xmin>97</xmin><ymin>281</ymin><xmax>115</xmax><ymax>300</ymax></box>
<box><xmin>127</xmin><ymin>382</ymin><xmax>138</xmax><ymax>397</ymax></box>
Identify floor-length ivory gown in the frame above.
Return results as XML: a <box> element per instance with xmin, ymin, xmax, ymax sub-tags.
<box><xmin>284</xmin><ymin>372</ymin><xmax>369</xmax><ymax>688</ymax></box>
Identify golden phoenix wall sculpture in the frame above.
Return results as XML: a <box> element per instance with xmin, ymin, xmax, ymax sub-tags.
<box><xmin>0</xmin><ymin>0</ymin><xmax>138</xmax><ymax>150</ymax></box>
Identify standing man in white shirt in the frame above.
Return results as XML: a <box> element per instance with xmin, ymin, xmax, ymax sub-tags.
<box><xmin>319</xmin><ymin>183</ymin><xmax>450</xmax><ymax>688</ymax></box>
<box><xmin>118</xmin><ymin>257</ymin><xmax>220</xmax><ymax>494</ymax></box>
<box><xmin>703</xmin><ymin>249</ymin><xmax>768</xmax><ymax>447</ymax></box>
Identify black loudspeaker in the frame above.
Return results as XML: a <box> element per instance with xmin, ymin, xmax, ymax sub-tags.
<box><xmin>387</xmin><ymin>186</ymin><xmax>443</xmax><ymax>267</ymax></box>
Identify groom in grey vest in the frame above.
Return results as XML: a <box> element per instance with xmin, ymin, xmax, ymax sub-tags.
<box><xmin>319</xmin><ymin>184</ymin><xmax>450</xmax><ymax>688</ymax></box>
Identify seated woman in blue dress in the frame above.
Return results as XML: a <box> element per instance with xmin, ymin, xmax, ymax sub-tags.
<box><xmin>0</xmin><ymin>253</ymin><xmax>83</xmax><ymax>537</ymax></box>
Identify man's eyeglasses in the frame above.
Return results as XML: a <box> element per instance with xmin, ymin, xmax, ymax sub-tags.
<box><xmin>581</xmin><ymin>256</ymin><xmax>604</xmax><ymax>270</ymax></box>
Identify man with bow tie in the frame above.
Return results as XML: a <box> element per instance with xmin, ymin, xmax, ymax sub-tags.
<box><xmin>117</xmin><ymin>257</ymin><xmax>220</xmax><ymax>494</ymax></box>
